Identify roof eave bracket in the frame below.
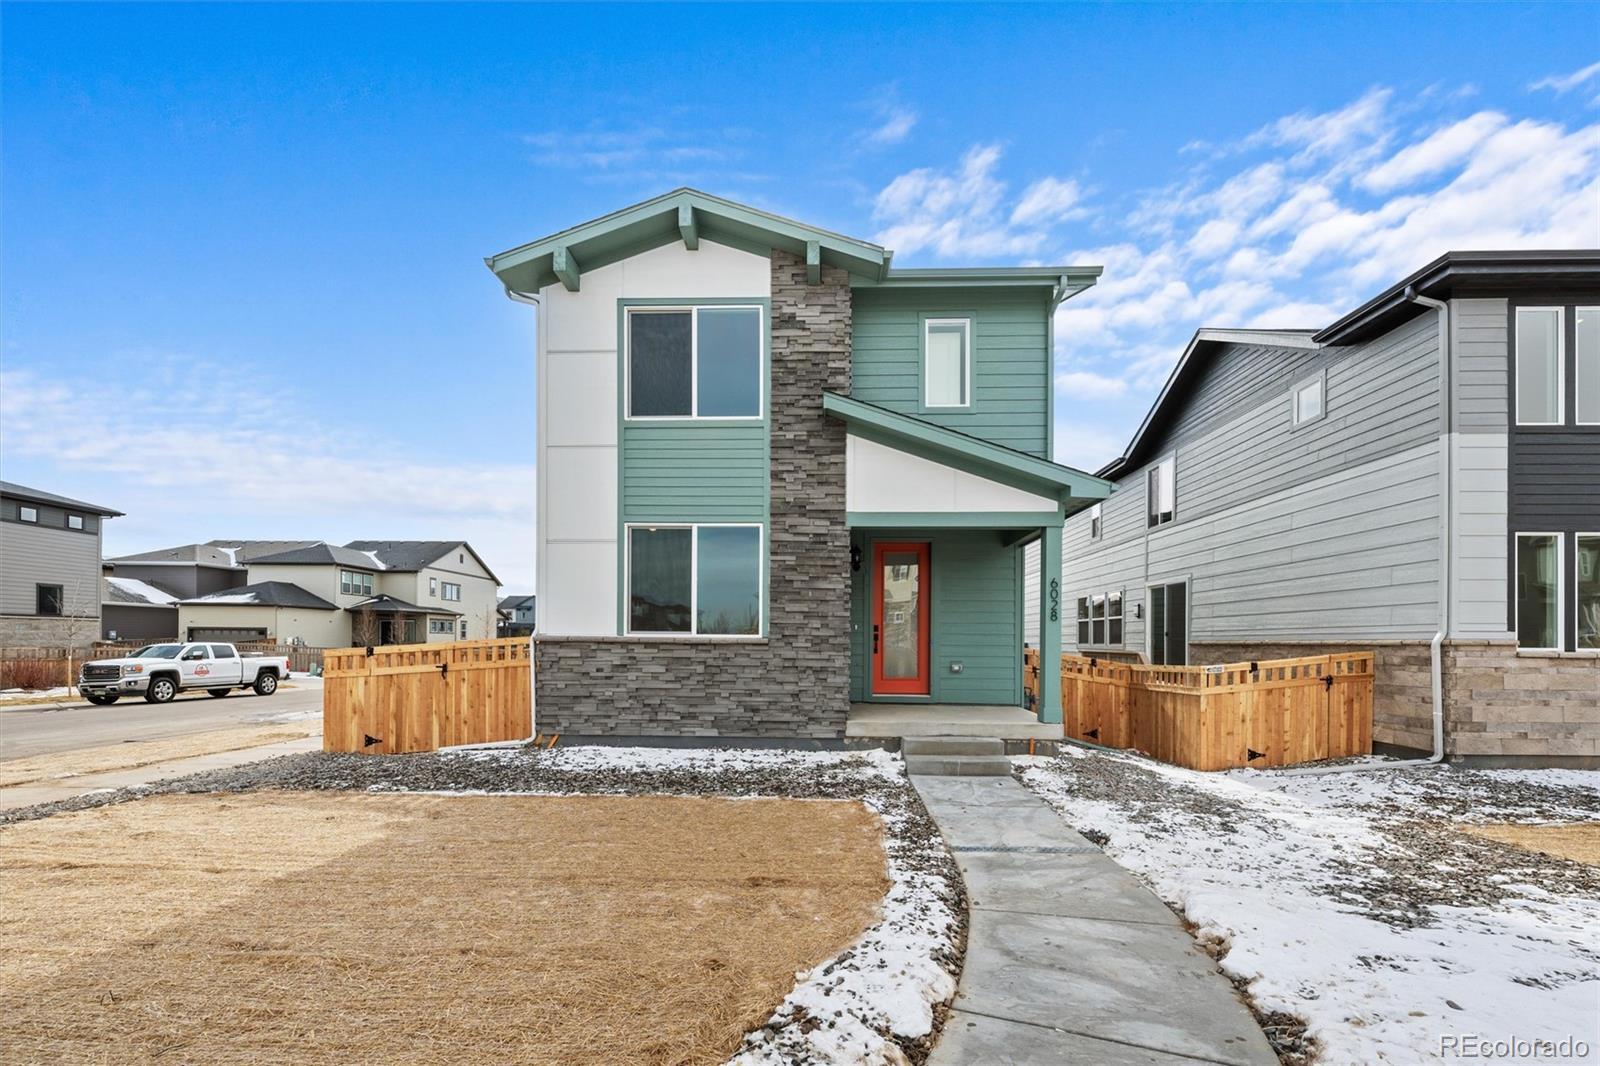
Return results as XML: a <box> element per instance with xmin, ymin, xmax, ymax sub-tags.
<box><xmin>552</xmin><ymin>246</ymin><xmax>580</xmax><ymax>292</ymax></box>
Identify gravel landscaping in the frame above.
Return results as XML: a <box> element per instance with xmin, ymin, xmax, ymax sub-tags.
<box><xmin>0</xmin><ymin>744</ymin><xmax>965</xmax><ymax>1066</ymax></box>
<box><xmin>1017</xmin><ymin>748</ymin><xmax>1600</xmax><ymax>1065</ymax></box>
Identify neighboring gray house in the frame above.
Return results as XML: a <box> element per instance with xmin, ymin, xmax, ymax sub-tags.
<box><xmin>498</xmin><ymin>594</ymin><xmax>536</xmax><ymax>637</ymax></box>
<box><xmin>102</xmin><ymin>572</ymin><xmax>180</xmax><ymax>641</ymax></box>
<box><xmin>0</xmin><ymin>481</ymin><xmax>123</xmax><ymax>647</ymax></box>
<box><xmin>1035</xmin><ymin>251</ymin><xmax>1600</xmax><ymax>766</ymax></box>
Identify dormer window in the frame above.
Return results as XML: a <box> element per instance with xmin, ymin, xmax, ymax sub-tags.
<box><xmin>924</xmin><ymin>318</ymin><xmax>971</xmax><ymax>408</ymax></box>
<box><xmin>626</xmin><ymin>305</ymin><xmax>762</xmax><ymax>419</ymax></box>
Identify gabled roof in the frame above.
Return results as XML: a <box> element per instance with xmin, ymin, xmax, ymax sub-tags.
<box><xmin>348</xmin><ymin>594</ymin><xmax>459</xmax><ymax>617</ymax></box>
<box><xmin>181</xmin><ymin>581</ymin><xmax>338</xmax><ymax>610</ymax></box>
<box><xmin>822</xmin><ymin>392</ymin><xmax>1111</xmax><ymax>509</ymax></box>
<box><xmin>344</xmin><ymin>540</ymin><xmax>501</xmax><ymax>584</ymax></box>
<box><xmin>499</xmin><ymin>594</ymin><xmax>536</xmax><ymax>611</ymax></box>
<box><xmin>0</xmin><ymin>481</ymin><xmax>122</xmax><ymax>517</ymax></box>
<box><xmin>486</xmin><ymin>188</ymin><xmax>893</xmax><ymax>294</ymax></box>
<box><xmin>250</xmin><ymin>543</ymin><xmax>386</xmax><ymax>570</ymax></box>
<box><xmin>205</xmin><ymin>539</ymin><xmax>323</xmax><ymax>563</ymax></box>
<box><xmin>1097</xmin><ymin>329</ymin><xmax>1321</xmax><ymax>480</ymax></box>
<box><xmin>109</xmin><ymin>543</ymin><xmax>245</xmax><ymax>569</ymax></box>
<box><xmin>104</xmin><ymin>576</ymin><xmax>180</xmax><ymax>608</ymax></box>
<box><xmin>1315</xmin><ymin>249</ymin><xmax>1600</xmax><ymax>346</ymax></box>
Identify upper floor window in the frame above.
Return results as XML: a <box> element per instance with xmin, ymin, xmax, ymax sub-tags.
<box><xmin>442</xmin><ymin>582</ymin><xmax>462</xmax><ymax>602</ymax></box>
<box><xmin>924</xmin><ymin>318</ymin><xmax>971</xmax><ymax>408</ymax></box>
<box><xmin>1579</xmin><ymin>307</ymin><xmax>1599</xmax><ymax>426</ymax></box>
<box><xmin>1147</xmin><ymin>456</ymin><xmax>1175</xmax><ymax>528</ymax></box>
<box><xmin>1292</xmin><ymin>371</ymin><xmax>1325</xmax><ymax>426</ymax></box>
<box><xmin>19</xmin><ymin>506</ymin><xmax>38</xmax><ymax>523</ymax></box>
<box><xmin>1089</xmin><ymin>503</ymin><xmax>1103</xmax><ymax>541</ymax></box>
<box><xmin>67</xmin><ymin>514</ymin><xmax>85</xmax><ymax>530</ymax></box>
<box><xmin>429</xmin><ymin>577</ymin><xmax>438</xmax><ymax>597</ymax></box>
<box><xmin>627</xmin><ymin>306</ymin><xmax>762</xmax><ymax>419</ymax></box>
<box><xmin>340</xmin><ymin>570</ymin><xmax>373</xmax><ymax>597</ymax></box>
<box><xmin>1516</xmin><ymin>307</ymin><xmax>1563</xmax><ymax>426</ymax></box>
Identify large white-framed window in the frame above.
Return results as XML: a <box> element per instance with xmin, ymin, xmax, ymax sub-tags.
<box><xmin>1515</xmin><ymin>306</ymin><xmax>1564</xmax><ymax>426</ymax></box>
<box><xmin>339</xmin><ymin>570</ymin><xmax>374</xmax><ymax>597</ymax></box>
<box><xmin>441</xmin><ymin>581</ymin><xmax>462</xmax><ymax>602</ymax></box>
<box><xmin>1577</xmin><ymin>533</ymin><xmax>1599</xmax><ymax>651</ymax></box>
<box><xmin>1147</xmin><ymin>455</ymin><xmax>1175</xmax><ymax>528</ymax></box>
<box><xmin>1292</xmin><ymin>369</ymin><xmax>1326</xmax><ymax>427</ymax></box>
<box><xmin>625</xmin><ymin>305</ymin><xmax>764</xmax><ymax>420</ymax></box>
<box><xmin>1088</xmin><ymin>503</ymin><xmax>1103</xmax><ymax>542</ymax></box>
<box><xmin>625</xmin><ymin>522</ymin><xmax>763</xmax><ymax>637</ymax></box>
<box><xmin>1577</xmin><ymin>306</ymin><xmax>1599</xmax><ymax>426</ymax></box>
<box><xmin>1074</xmin><ymin>589</ymin><xmax>1124</xmax><ymax>647</ymax></box>
<box><xmin>923</xmin><ymin>318</ymin><xmax>972</xmax><ymax>409</ymax></box>
<box><xmin>1514</xmin><ymin>532</ymin><xmax>1563</xmax><ymax>651</ymax></box>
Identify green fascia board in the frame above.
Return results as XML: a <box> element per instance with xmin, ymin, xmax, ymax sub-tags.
<box><xmin>485</xmin><ymin>188</ymin><xmax>890</xmax><ymax>293</ymax></box>
<box><xmin>847</xmin><ymin>510</ymin><xmax>1062</xmax><ymax>528</ymax></box>
<box><xmin>822</xmin><ymin>391</ymin><xmax>1111</xmax><ymax>503</ymax></box>
<box><xmin>854</xmin><ymin>265</ymin><xmax>1102</xmax><ymax>300</ymax></box>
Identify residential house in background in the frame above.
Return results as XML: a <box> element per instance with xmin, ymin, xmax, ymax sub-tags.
<box><xmin>498</xmin><ymin>594</ymin><xmax>536</xmax><ymax>637</ymax></box>
<box><xmin>177</xmin><ymin>540</ymin><xmax>500</xmax><ymax>646</ymax></box>
<box><xmin>101</xmin><ymin>570</ymin><xmax>179</xmax><ymax>641</ymax></box>
<box><xmin>1038</xmin><ymin>251</ymin><xmax>1600</xmax><ymax>766</ymax></box>
<box><xmin>0</xmin><ymin>481</ymin><xmax>122</xmax><ymax>647</ymax></box>
<box><xmin>486</xmin><ymin>189</ymin><xmax>1109</xmax><ymax>743</ymax></box>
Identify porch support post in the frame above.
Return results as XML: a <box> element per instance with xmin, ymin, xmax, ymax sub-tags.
<box><xmin>1037</xmin><ymin>522</ymin><xmax>1063</xmax><ymax>724</ymax></box>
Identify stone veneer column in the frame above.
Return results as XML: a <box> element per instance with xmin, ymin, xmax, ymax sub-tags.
<box><xmin>530</xmin><ymin>248</ymin><xmax>855</xmax><ymax>741</ymax></box>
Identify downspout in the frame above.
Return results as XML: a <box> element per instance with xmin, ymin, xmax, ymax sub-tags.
<box><xmin>1283</xmin><ymin>287</ymin><xmax>1449</xmax><ymax>775</ymax></box>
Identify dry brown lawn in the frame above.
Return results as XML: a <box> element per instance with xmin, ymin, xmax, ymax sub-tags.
<box><xmin>0</xmin><ymin>725</ymin><xmax>317</xmax><ymax>788</ymax></box>
<box><xmin>1460</xmin><ymin>821</ymin><xmax>1600</xmax><ymax>865</ymax></box>
<box><xmin>0</xmin><ymin>791</ymin><xmax>888</xmax><ymax>1065</ymax></box>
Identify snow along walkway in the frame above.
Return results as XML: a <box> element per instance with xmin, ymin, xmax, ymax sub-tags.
<box><xmin>913</xmin><ymin>774</ymin><xmax>1278</xmax><ymax>1066</ymax></box>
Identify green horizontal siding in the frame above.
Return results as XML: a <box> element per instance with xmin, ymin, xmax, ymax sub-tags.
<box><xmin>851</xmin><ymin>288</ymin><xmax>1051</xmax><ymax>458</ymax></box>
<box><xmin>620</xmin><ymin>423</ymin><xmax>767</xmax><ymax>521</ymax></box>
<box><xmin>849</xmin><ymin>528</ymin><xmax>1022</xmax><ymax>705</ymax></box>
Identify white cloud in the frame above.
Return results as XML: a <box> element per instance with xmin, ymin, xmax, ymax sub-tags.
<box><xmin>1529</xmin><ymin>61</ymin><xmax>1600</xmax><ymax>95</ymax></box>
<box><xmin>1055</xmin><ymin>369</ymin><xmax>1127</xmax><ymax>399</ymax></box>
<box><xmin>1011</xmin><ymin>177</ymin><xmax>1086</xmax><ymax>227</ymax></box>
<box><xmin>867</xmin><ymin>105</ymin><xmax>917</xmax><ymax>146</ymax></box>
<box><xmin>0</xmin><ymin>364</ymin><xmax>538</xmax><ymax>588</ymax></box>
<box><xmin>1359</xmin><ymin>111</ymin><xmax>1508</xmax><ymax>192</ymax></box>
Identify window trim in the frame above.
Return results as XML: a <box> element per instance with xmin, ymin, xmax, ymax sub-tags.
<box><xmin>1514</xmin><ymin>531</ymin><xmax>1564</xmax><ymax>652</ymax></box>
<box><xmin>1146</xmin><ymin>454</ymin><xmax>1176</xmax><ymax>528</ymax></box>
<box><xmin>1514</xmin><ymin>306</ymin><xmax>1565</xmax><ymax>427</ymax></box>
<box><xmin>36</xmin><ymin>583</ymin><xmax>64</xmax><ymax>617</ymax></box>
<box><xmin>921</xmin><ymin>316</ymin><xmax>974</xmax><ymax>410</ymax></box>
<box><xmin>623</xmin><ymin>521</ymin><xmax>765</xmax><ymax>639</ymax></box>
<box><xmin>623</xmin><ymin>303</ymin><xmax>766</xmax><ymax>422</ymax></box>
<box><xmin>1088</xmin><ymin>503</ymin><xmax>1103</xmax><ymax>542</ymax></box>
<box><xmin>1577</xmin><ymin>306</ymin><xmax>1599</xmax><ymax>427</ymax></box>
<box><xmin>441</xmin><ymin>581</ymin><xmax>462</xmax><ymax>603</ymax></box>
<box><xmin>339</xmin><ymin>569</ymin><xmax>374</xmax><ymax>597</ymax></box>
<box><xmin>1074</xmin><ymin>587</ymin><xmax>1124</xmax><ymax>648</ymax></box>
<box><xmin>1291</xmin><ymin>369</ymin><xmax>1327</xmax><ymax>428</ymax></box>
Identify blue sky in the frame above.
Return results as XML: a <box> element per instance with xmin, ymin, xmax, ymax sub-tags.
<box><xmin>3</xmin><ymin>3</ymin><xmax>1597</xmax><ymax>590</ymax></box>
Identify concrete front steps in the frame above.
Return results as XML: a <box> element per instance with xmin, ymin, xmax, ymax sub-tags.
<box><xmin>903</xmin><ymin>736</ymin><xmax>1012</xmax><ymax>777</ymax></box>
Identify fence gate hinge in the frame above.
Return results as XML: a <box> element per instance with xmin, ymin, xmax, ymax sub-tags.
<box><xmin>1322</xmin><ymin>674</ymin><xmax>1334</xmax><ymax>691</ymax></box>
<box><xmin>1085</xmin><ymin>727</ymin><xmax>1100</xmax><ymax>740</ymax></box>
<box><xmin>1247</xmin><ymin>747</ymin><xmax>1265</xmax><ymax>761</ymax></box>
<box><xmin>363</xmin><ymin>734</ymin><xmax>381</xmax><ymax>748</ymax></box>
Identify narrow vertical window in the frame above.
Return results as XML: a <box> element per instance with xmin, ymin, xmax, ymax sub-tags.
<box><xmin>1076</xmin><ymin>597</ymin><xmax>1090</xmax><ymax>645</ymax></box>
<box><xmin>1515</xmin><ymin>307</ymin><xmax>1563</xmax><ymax>425</ymax></box>
<box><xmin>1089</xmin><ymin>503</ymin><xmax>1103</xmax><ymax>541</ymax></box>
<box><xmin>1577</xmin><ymin>307</ymin><xmax>1599</xmax><ymax>426</ymax></box>
<box><xmin>924</xmin><ymin>319</ymin><xmax>971</xmax><ymax>408</ymax></box>
<box><xmin>1091</xmin><ymin>594</ymin><xmax>1107</xmax><ymax>645</ymax></box>
<box><xmin>1292</xmin><ymin>372</ymin><xmax>1325</xmax><ymax>425</ymax></box>
<box><xmin>1515</xmin><ymin>533</ymin><xmax>1562</xmax><ymax>650</ymax></box>
<box><xmin>1147</xmin><ymin>456</ymin><xmax>1175</xmax><ymax>527</ymax></box>
<box><xmin>1107</xmin><ymin>590</ymin><xmax>1124</xmax><ymax>645</ymax></box>
<box><xmin>1577</xmin><ymin>535</ymin><xmax>1599</xmax><ymax>651</ymax></box>
<box><xmin>696</xmin><ymin>308</ymin><xmax>762</xmax><ymax>417</ymax></box>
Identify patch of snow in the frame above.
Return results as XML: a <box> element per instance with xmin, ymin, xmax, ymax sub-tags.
<box><xmin>106</xmin><ymin>576</ymin><xmax>178</xmax><ymax>606</ymax></box>
<box><xmin>1017</xmin><ymin>750</ymin><xmax>1600</xmax><ymax>1065</ymax></box>
<box><xmin>359</xmin><ymin>550</ymin><xmax>386</xmax><ymax>571</ymax></box>
<box><xmin>194</xmin><ymin>593</ymin><xmax>260</xmax><ymax>604</ymax></box>
<box><xmin>0</xmin><ymin>686</ymin><xmax>73</xmax><ymax>702</ymax></box>
<box><xmin>217</xmin><ymin>546</ymin><xmax>238</xmax><ymax>566</ymax></box>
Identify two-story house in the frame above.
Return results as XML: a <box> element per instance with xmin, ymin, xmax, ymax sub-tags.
<box><xmin>0</xmin><ymin>481</ymin><xmax>123</xmax><ymax>647</ymax></box>
<box><xmin>1042</xmin><ymin>251</ymin><xmax>1600</xmax><ymax>766</ymax></box>
<box><xmin>487</xmin><ymin>189</ymin><xmax>1110</xmax><ymax>743</ymax></box>
<box><xmin>498</xmin><ymin>594</ymin><xmax>536</xmax><ymax>637</ymax></box>
<box><xmin>174</xmin><ymin>539</ymin><xmax>501</xmax><ymax>646</ymax></box>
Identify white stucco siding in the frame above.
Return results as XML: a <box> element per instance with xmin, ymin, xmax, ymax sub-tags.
<box><xmin>845</xmin><ymin>434</ymin><xmax>1059</xmax><ymax>514</ymax></box>
<box><xmin>537</xmin><ymin>238</ymin><xmax>771</xmax><ymax>636</ymax></box>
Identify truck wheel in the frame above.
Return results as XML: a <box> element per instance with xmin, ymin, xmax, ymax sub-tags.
<box><xmin>208</xmin><ymin>688</ymin><xmax>231</xmax><ymax>698</ymax></box>
<box><xmin>85</xmin><ymin>692</ymin><xmax>120</xmax><ymax>706</ymax></box>
<box><xmin>145</xmin><ymin>676</ymin><xmax>177</xmax><ymax>703</ymax></box>
<box><xmin>253</xmin><ymin>672</ymin><xmax>278</xmax><ymax>696</ymax></box>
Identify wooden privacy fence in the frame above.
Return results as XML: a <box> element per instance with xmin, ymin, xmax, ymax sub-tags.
<box><xmin>322</xmin><ymin>638</ymin><xmax>532</xmax><ymax>754</ymax></box>
<box><xmin>1025</xmin><ymin>649</ymin><xmax>1374</xmax><ymax>770</ymax></box>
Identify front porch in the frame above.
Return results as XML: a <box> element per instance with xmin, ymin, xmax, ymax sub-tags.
<box><xmin>845</xmin><ymin>702</ymin><xmax>1061</xmax><ymax>741</ymax></box>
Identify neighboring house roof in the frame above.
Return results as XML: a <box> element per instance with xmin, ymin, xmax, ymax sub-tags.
<box><xmin>180</xmin><ymin>581</ymin><xmax>339</xmax><ymax>610</ymax></box>
<box><xmin>0</xmin><ymin>480</ymin><xmax>123</xmax><ymax>517</ymax></box>
<box><xmin>1314</xmin><ymin>249</ymin><xmax>1600</xmax><ymax>346</ymax></box>
<box><xmin>485</xmin><ymin>188</ymin><xmax>1103</xmax><ymax>304</ymax></box>
<box><xmin>204</xmin><ymin>539</ymin><xmax>323</xmax><ymax>564</ymax></box>
<box><xmin>104</xmin><ymin>577</ymin><xmax>180</xmax><ymax>608</ymax></box>
<box><xmin>344</xmin><ymin>540</ymin><xmax>503</xmax><ymax>584</ymax></box>
<box><xmin>250</xmin><ymin>543</ymin><xmax>389</xmax><ymax>569</ymax></box>
<box><xmin>822</xmin><ymin>391</ymin><xmax>1112</xmax><ymax>510</ymax></box>
<box><xmin>499</xmin><ymin>594</ymin><xmax>536</xmax><ymax>611</ymax></box>
<box><xmin>1096</xmin><ymin>329</ymin><xmax>1322</xmax><ymax>480</ymax></box>
<box><xmin>348</xmin><ymin>594</ymin><xmax>460</xmax><ymax>617</ymax></box>
<box><xmin>108</xmin><ymin>543</ymin><xmax>246</xmax><ymax>569</ymax></box>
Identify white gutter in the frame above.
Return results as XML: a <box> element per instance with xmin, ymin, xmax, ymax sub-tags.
<box><xmin>1283</xmin><ymin>287</ymin><xmax>1449</xmax><ymax>776</ymax></box>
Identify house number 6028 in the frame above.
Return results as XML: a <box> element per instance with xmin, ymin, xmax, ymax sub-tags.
<box><xmin>1048</xmin><ymin>579</ymin><xmax>1060</xmax><ymax>622</ymax></box>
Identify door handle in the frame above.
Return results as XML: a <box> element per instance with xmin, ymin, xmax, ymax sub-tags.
<box><xmin>873</xmin><ymin>625</ymin><xmax>880</xmax><ymax>654</ymax></box>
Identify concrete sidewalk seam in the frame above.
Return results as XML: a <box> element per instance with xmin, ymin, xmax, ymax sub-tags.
<box><xmin>948</xmin><ymin>843</ymin><xmax>1101</xmax><ymax>854</ymax></box>
<box><xmin>947</xmin><ymin>1007</ymin><xmax>1257</xmax><ymax>1066</ymax></box>
<box><xmin>974</xmin><ymin>904</ymin><xmax>1181</xmax><ymax>927</ymax></box>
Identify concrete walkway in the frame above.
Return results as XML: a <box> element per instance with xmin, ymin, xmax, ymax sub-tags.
<box><xmin>914</xmin><ymin>775</ymin><xmax>1278</xmax><ymax>1066</ymax></box>
<box><xmin>0</xmin><ymin>736</ymin><xmax>322</xmax><ymax>812</ymax></box>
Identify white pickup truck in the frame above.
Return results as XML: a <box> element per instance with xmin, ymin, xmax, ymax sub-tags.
<box><xmin>77</xmin><ymin>642</ymin><xmax>291</xmax><ymax>706</ymax></box>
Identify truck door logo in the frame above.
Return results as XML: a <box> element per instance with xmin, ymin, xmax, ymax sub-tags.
<box><xmin>195</xmin><ymin>665</ymin><xmax>210</xmax><ymax>676</ymax></box>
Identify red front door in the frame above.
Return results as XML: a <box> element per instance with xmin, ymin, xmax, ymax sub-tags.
<box><xmin>872</xmin><ymin>542</ymin><xmax>930</xmax><ymax>696</ymax></box>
